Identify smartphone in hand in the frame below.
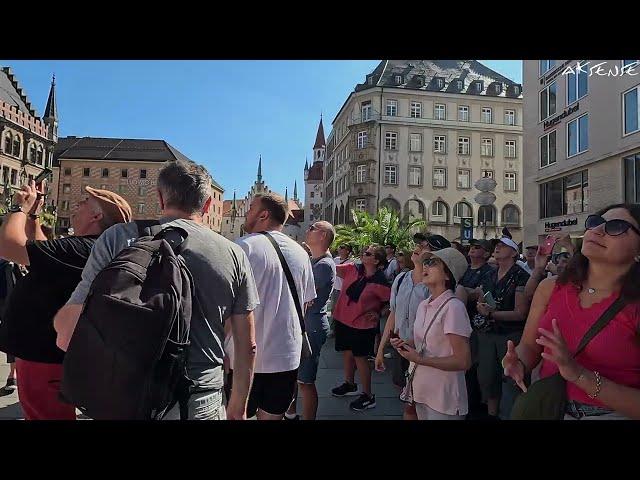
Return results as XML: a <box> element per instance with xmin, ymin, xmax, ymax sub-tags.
<box><xmin>483</xmin><ymin>291</ymin><xmax>497</xmax><ymax>309</ymax></box>
<box><xmin>538</xmin><ymin>235</ymin><xmax>557</xmax><ymax>256</ymax></box>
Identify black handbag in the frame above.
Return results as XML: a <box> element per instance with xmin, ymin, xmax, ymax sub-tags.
<box><xmin>510</xmin><ymin>295</ymin><xmax>626</xmax><ymax>420</ymax></box>
<box><xmin>260</xmin><ymin>232</ymin><xmax>313</xmax><ymax>359</ymax></box>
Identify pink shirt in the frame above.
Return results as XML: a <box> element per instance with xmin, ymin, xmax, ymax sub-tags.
<box><xmin>539</xmin><ymin>283</ymin><xmax>640</xmax><ymax>406</ymax></box>
<box><xmin>411</xmin><ymin>290</ymin><xmax>472</xmax><ymax>416</ymax></box>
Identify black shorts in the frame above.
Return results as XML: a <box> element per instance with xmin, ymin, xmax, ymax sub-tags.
<box><xmin>246</xmin><ymin>369</ymin><xmax>298</xmax><ymax>417</ymax></box>
<box><xmin>334</xmin><ymin>320</ymin><xmax>378</xmax><ymax>358</ymax></box>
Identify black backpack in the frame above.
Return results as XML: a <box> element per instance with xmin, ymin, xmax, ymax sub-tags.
<box><xmin>60</xmin><ymin>221</ymin><xmax>195</xmax><ymax>420</ymax></box>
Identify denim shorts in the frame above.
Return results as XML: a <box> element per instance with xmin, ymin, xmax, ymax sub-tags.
<box><xmin>162</xmin><ymin>389</ymin><xmax>225</xmax><ymax>420</ymax></box>
<box><xmin>298</xmin><ymin>322</ymin><xmax>329</xmax><ymax>384</ymax></box>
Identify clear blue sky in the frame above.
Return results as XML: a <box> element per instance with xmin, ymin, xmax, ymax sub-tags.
<box><xmin>1</xmin><ymin>60</ymin><xmax>521</xmax><ymax>201</ymax></box>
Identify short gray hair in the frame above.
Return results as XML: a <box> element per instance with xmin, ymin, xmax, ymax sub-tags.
<box><xmin>158</xmin><ymin>161</ymin><xmax>211</xmax><ymax>213</ymax></box>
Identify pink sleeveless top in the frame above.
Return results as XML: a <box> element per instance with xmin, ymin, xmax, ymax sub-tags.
<box><xmin>539</xmin><ymin>282</ymin><xmax>640</xmax><ymax>407</ymax></box>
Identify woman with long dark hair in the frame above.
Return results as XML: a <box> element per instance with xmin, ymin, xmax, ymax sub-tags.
<box><xmin>503</xmin><ymin>203</ymin><xmax>640</xmax><ymax>419</ymax></box>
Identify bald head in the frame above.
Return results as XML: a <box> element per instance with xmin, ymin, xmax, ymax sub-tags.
<box><xmin>306</xmin><ymin>220</ymin><xmax>336</xmax><ymax>251</ymax></box>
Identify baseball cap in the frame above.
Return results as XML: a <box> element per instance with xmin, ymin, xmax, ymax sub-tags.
<box><xmin>423</xmin><ymin>248</ymin><xmax>468</xmax><ymax>283</ymax></box>
<box><xmin>85</xmin><ymin>186</ymin><xmax>132</xmax><ymax>224</ymax></box>
<box><xmin>413</xmin><ymin>233</ymin><xmax>451</xmax><ymax>251</ymax></box>
<box><xmin>497</xmin><ymin>236</ymin><xmax>519</xmax><ymax>252</ymax></box>
<box><xmin>469</xmin><ymin>239</ymin><xmax>492</xmax><ymax>252</ymax></box>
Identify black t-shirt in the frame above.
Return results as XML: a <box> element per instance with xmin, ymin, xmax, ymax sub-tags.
<box><xmin>460</xmin><ymin>263</ymin><xmax>495</xmax><ymax>318</ymax></box>
<box><xmin>0</xmin><ymin>235</ymin><xmax>98</xmax><ymax>363</ymax></box>
<box><xmin>479</xmin><ymin>263</ymin><xmax>530</xmax><ymax>328</ymax></box>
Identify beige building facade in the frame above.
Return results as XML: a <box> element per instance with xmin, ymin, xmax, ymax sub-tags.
<box><xmin>323</xmin><ymin>60</ymin><xmax>524</xmax><ymax>243</ymax></box>
<box><xmin>523</xmin><ymin>60</ymin><xmax>640</xmax><ymax>245</ymax></box>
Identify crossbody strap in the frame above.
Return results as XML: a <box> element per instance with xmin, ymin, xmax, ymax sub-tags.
<box><xmin>395</xmin><ymin>271</ymin><xmax>410</xmax><ymax>298</ymax></box>
<box><xmin>415</xmin><ymin>297</ymin><xmax>455</xmax><ymax>355</ymax></box>
<box><xmin>574</xmin><ymin>295</ymin><xmax>627</xmax><ymax>358</ymax></box>
<box><xmin>260</xmin><ymin>232</ymin><xmax>306</xmax><ymax>335</ymax></box>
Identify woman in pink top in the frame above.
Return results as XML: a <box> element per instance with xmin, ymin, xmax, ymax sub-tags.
<box><xmin>504</xmin><ymin>203</ymin><xmax>640</xmax><ymax>420</ymax></box>
<box><xmin>391</xmin><ymin>248</ymin><xmax>472</xmax><ymax>420</ymax></box>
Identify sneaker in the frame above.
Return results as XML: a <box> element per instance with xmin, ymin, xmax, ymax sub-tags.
<box><xmin>2</xmin><ymin>378</ymin><xmax>16</xmax><ymax>393</ymax></box>
<box><xmin>331</xmin><ymin>382</ymin><xmax>359</xmax><ymax>397</ymax></box>
<box><xmin>284</xmin><ymin>413</ymin><xmax>300</xmax><ymax>420</ymax></box>
<box><xmin>350</xmin><ymin>393</ymin><xmax>376</xmax><ymax>411</ymax></box>
<box><xmin>383</xmin><ymin>352</ymin><xmax>392</xmax><ymax>359</ymax></box>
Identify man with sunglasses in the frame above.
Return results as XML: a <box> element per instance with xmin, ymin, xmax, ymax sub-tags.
<box><xmin>455</xmin><ymin>239</ymin><xmax>495</xmax><ymax>419</ymax></box>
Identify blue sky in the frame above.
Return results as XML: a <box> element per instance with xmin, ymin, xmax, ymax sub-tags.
<box><xmin>1</xmin><ymin>60</ymin><xmax>521</xmax><ymax>201</ymax></box>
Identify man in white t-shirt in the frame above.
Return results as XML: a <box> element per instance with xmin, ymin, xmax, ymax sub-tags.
<box><xmin>233</xmin><ymin>192</ymin><xmax>316</xmax><ymax>420</ymax></box>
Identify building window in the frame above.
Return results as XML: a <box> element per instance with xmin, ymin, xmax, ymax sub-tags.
<box><xmin>434</xmin><ymin>135</ymin><xmax>447</xmax><ymax>154</ymax></box>
<box><xmin>361</xmin><ymin>101</ymin><xmax>372</xmax><ymax>122</ymax></box>
<box><xmin>408</xmin><ymin>166</ymin><xmax>422</xmax><ymax>186</ymax></box>
<box><xmin>457</xmin><ymin>169</ymin><xmax>471</xmax><ymax>189</ymax></box>
<box><xmin>29</xmin><ymin>144</ymin><xmax>37</xmax><ymax>162</ymax></box>
<box><xmin>481</xmin><ymin>107</ymin><xmax>493</xmax><ymax>124</ymax></box>
<box><xmin>10</xmin><ymin>169</ymin><xmax>17</xmax><ymax>186</ymax></box>
<box><xmin>433</xmin><ymin>167</ymin><xmax>447</xmax><ymax>187</ymax></box>
<box><xmin>63</xmin><ymin>183</ymin><xmax>71</xmax><ymax>193</ymax></box>
<box><xmin>539</xmin><ymin>170</ymin><xmax>589</xmax><ymax>218</ymax></box>
<box><xmin>504</xmin><ymin>172</ymin><xmax>517</xmax><ymax>191</ymax></box>
<box><xmin>384</xmin><ymin>165</ymin><xmax>398</xmax><ymax>185</ymax></box>
<box><xmin>310</xmin><ymin>192</ymin><xmax>315</xmax><ymax>198</ymax></box>
<box><xmin>355</xmin><ymin>199</ymin><xmax>366</xmax><ymax>211</ymax></box>
<box><xmin>102</xmin><ymin>168</ymin><xmax>109</xmax><ymax>178</ymax></box>
<box><xmin>505</xmin><ymin>109</ymin><xmax>516</xmax><ymax>126</ymax></box>
<box><xmin>540</xmin><ymin>130</ymin><xmax>557</xmax><ymax>168</ymax></box>
<box><xmin>409</xmin><ymin>133</ymin><xmax>422</xmax><ymax>152</ymax></box>
<box><xmin>502</xmin><ymin>205</ymin><xmax>520</xmax><ymax>225</ymax></box>
<box><xmin>567</xmin><ymin>68</ymin><xmax>588</xmax><ymax>105</ymax></box>
<box><xmin>540</xmin><ymin>82</ymin><xmax>557</xmax><ymax>121</ymax></box>
<box><xmin>36</xmin><ymin>147</ymin><xmax>44</xmax><ymax>165</ymax></box>
<box><xmin>458</xmin><ymin>105</ymin><xmax>469</xmax><ymax>122</ymax></box>
<box><xmin>539</xmin><ymin>60</ymin><xmax>556</xmax><ymax>76</ymax></box>
<box><xmin>456</xmin><ymin>80</ymin><xmax>463</xmax><ymax>90</ymax></box>
<box><xmin>623</xmin><ymin>85</ymin><xmax>640</xmax><ymax>135</ymax></box>
<box><xmin>478</xmin><ymin>205</ymin><xmax>495</xmax><ymax>225</ymax></box>
<box><xmin>356</xmin><ymin>164</ymin><xmax>367</xmax><ymax>183</ymax></box>
<box><xmin>481</xmin><ymin>170</ymin><xmax>494</xmax><ymax>179</ymax></box>
<box><xmin>410</xmin><ymin>101</ymin><xmax>422</xmax><ymax>118</ymax></box>
<box><xmin>1</xmin><ymin>166</ymin><xmax>8</xmax><ymax>184</ymax></box>
<box><xmin>357</xmin><ymin>131</ymin><xmax>367</xmax><ymax>149</ymax></box>
<box><xmin>624</xmin><ymin>154</ymin><xmax>640</xmax><ymax>203</ymax></box>
<box><xmin>12</xmin><ymin>136</ymin><xmax>21</xmax><ymax>157</ymax></box>
<box><xmin>505</xmin><ymin>140</ymin><xmax>517</xmax><ymax>158</ymax></box>
<box><xmin>458</xmin><ymin>137</ymin><xmax>470</xmax><ymax>155</ymax></box>
<box><xmin>453</xmin><ymin>202</ymin><xmax>472</xmax><ymax>224</ymax></box>
<box><xmin>64</xmin><ymin>167</ymin><xmax>71</xmax><ymax>176</ymax></box>
<box><xmin>567</xmin><ymin>114</ymin><xmax>589</xmax><ymax>157</ymax></box>
<box><xmin>385</xmin><ymin>131</ymin><xmax>398</xmax><ymax>150</ymax></box>
<box><xmin>138</xmin><ymin>186</ymin><xmax>145</xmax><ymax>196</ymax></box>
<box><xmin>140</xmin><ymin>169</ymin><xmax>147</xmax><ymax>179</ymax></box>
<box><xmin>481</xmin><ymin>138</ymin><xmax>493</xmax><ymax>157</ymax></box>
<box><xmin>476</xmin><ymin>82</ymin><xmax>483</xmax><ymax>92</ymax></box>
<box><xmin>62</xmin><ymin>200</ymin><xmax>69</xmax><ymax>211</ymax></box>
<box><xmin>118</xmin><ymin>185</ymin><xmax>127</xmax><ymax>194</ymax></box>
<box><xmin>395</xmin><ymin>75</ymin><xmax>403</xmax><ymax>85</ymax></box>
<box><xmin>434</xmin><ymin>103</ymin><xmax>446</xmax><ymax>120</ymax></box>
<box><xmin>121</xmin><ymin>168</ymin><xmax>128</xmax><ymax>178</ymax></box>
<box><xmin>3</xmin><ymin>133</ymin><xmax>11</xmax><ymax>154</ymax></box>
<box><xmin>83</xmin><ymin>168</ymin><xmax>90</xmax><ymax>177</ymax></box>
<box><xmin>386</xmin><ymin>99</ymin><xmax>398</xmax><ymax>116</ymax></box>
<box><xmin>431</xmin><ymin>201</ymin><xmax>447</xmax><ymax>220</ymax></box>
<box><xmin>138</xmin><ymin>203</ymin><xmax>145</xmax><ymax>214</ymax></box>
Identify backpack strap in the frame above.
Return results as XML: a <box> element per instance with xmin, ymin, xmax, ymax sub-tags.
<box><xmin>260</xmin><ymin>232</ymin><xmax>306</xmax><ymax>335</ymax></box>
<box><xmin>135</xmin><ymin>219</ymin><xmax>162</xmax><ymax>238</ymax></box>
<box><xmin>574</xmin><ymin>295</ymin><xmax>627</xmax><ymax>357</ymax></box>
<box><xmin>395</xmin><ymin>271</ymin><xmax>410</xmax><ymax>298</ymax></box>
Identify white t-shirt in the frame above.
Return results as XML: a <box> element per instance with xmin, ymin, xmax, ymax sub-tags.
<box><xmin>231</xmin><ymin>231</ymin><xmax>316</xmax><ymax>374</ymax></box>
<box><xmin>332</xmin><ymin>256</ymin><xmax>352</xmax><ymax>291</ymax></box>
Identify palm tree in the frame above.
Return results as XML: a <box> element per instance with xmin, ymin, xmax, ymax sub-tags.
<box><xmin>332</xmin><ymin>207</ymin><xmax>426</xmax><ymax>253</ymax></box>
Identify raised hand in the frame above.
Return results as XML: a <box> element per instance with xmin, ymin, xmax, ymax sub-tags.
<box><xmin>502</xmin><ymin>340</ymin><xmax>527</xmax><ymax>392</ymax></box>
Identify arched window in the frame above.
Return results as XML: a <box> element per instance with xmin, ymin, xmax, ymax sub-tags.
<box><xmin>334</xmin><ymin>206</ymin><xmax>339</xmax><ymax>224</ymax></box>
<box><xmin>12</xmin><ymin>135</ymin><xmax>21</xmax><ymax>158</ymax></box>
<box><xmin>453</xmin><ymin>201</ymin><xmax>473</xmax><ymax>224</ymax></box>
<box><xmin>405</xmin><ymin>199</ymin><xmax>426</xmax><ymax>220</ymax></box>
<box><xmin>4</xmin><ymin>132</ymin><xmax>12</xmax><ymax>154</ymax></box>
<box><xmin>380</xmin><ymin>197</ymin><xmax>401</xmax><ymax>215</ymax></box>
<box><xmin>502</xmin><ymin>205</ymin><xmax>520</xmax><ymax>225</ymax></box>
<box><xmin>36</xmin><ymin>146</ymin><xmax>44</xmax><ymax>165</ymax></box>
<box><xmin>339</xmin><ymin>204</ymin><xmax>346</xmax><ymax>224</ymax></box>
<box><xmin>430</xmin><ymin>200</ymin><xmax>449</xmax><ymax>223</ymax></box>
<box><xmin>30</xmin><ymin>143</ymin><xmax>37</xmax><ymax>163</ymax></box>
<box><xmin>478</xmin><ymin>205</ymin><xmax>496</xmax><ymax>226</ymax></box>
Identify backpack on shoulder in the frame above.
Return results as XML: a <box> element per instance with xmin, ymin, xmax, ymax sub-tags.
<box><xmin>60</xmin><ymin>221</ymin><xmax>196</xmax><ymax>420</ymax></box>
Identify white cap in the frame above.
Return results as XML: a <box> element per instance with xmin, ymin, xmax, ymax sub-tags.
<box><xmin>498</xmin><ymin>237</ymin><xmax>519</xmax><ymax>252</ymax></box>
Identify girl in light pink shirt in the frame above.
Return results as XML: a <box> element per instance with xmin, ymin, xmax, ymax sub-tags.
<box><xmin>391</xmin><ymin>248</ymin><xmax>472</xmax><ymax>420</ymax></box>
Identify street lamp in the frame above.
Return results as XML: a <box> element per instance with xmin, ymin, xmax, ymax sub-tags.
<box><xmin>474</xmin><ymin>176</ymin><xmax>497</xmax><ymax>239</ymax></box>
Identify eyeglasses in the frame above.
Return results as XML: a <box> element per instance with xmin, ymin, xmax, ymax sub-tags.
<box><xmin>308</xmin><ymin>224</ymin><xmax>318</xmax><ymax>231</ymax></box>
<box><xmin>422</xmin><ymin>257</ymin><xmax>442</xmax><ymax>268</ymax></box>
<box><xmin>362</xmin><ymin>251</ymin><xmax>374</xmax><ymax>257</ymax></box>
<box><xmin>585</xmin><ymin>214</ymin><xmax>640</xmax><ymax>237</ymax></box>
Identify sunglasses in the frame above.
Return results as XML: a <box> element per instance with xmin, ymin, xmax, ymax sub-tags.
<box><xmin>422</xmin><ymin>257</ymin><xmax>442</xmax><ymax>268</ymax></box>
<box><xmin>308</xmin><ymin>224</ymin><xmax>318</xmax><ymax>231</ymax></box>
<box><xmin>362</xmin><ymin>251</ymin><xmax>374</xmax><ymax>257</ymax></box>
<box><xmin>585</xmin><ymin>215</ymin><xmax>640</xmax><ymax>237</ymax></box>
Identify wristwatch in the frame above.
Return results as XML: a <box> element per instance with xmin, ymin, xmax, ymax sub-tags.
<box><xmin>8</xmin><ymin>205</ymin><xmax>24</xmax><ymax>214</ymax></box>
<box><xmin>28</xmin><ymin>213</ymin><xmax>39</xmax><ymax>220</ymax></box>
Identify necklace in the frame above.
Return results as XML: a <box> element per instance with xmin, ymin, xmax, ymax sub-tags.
<box><xmin>587</xmin><ymin>288</ymin><xmax>596</xmax><ymax>294</ymax></box>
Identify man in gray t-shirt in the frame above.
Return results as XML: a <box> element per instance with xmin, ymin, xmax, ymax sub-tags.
<box><xmin>54</xmin><ymin>161</ymin><xmax>259</xmax><ymax>420</ymax></box>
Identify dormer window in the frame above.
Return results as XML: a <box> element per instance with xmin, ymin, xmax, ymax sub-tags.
<box><xmin>495</xmin><ymin>83</ymin><xmax>502</xmax><ymax>93</ymax></box>
<box><xmin>476</xmin><ymin>81</ymin><xmax>483</xmax><ymax>93</ymax></box>
<box><xmin>513</xmin><ymin>85</ymin><xmax>520</xmax><ymax>95</ymax></box>
<box><xmin>416</xmin><ymin>76</ymin><xmax>424</xmax><ymax>87</ymax></box>
<box><xmin>436</xmin><ymin>78</ymin><xmax>444</xmax><ymax>89</ymax></box>
<box><xmin>367</xmin><ymin>76</ymin><xmax>374</xmax><ymax>85</ymax></box>
<box><xmin>395</xmin><ymin>75</ymin><xmax>403</xmax><ymax>85</ymax></box>
<box><xmin>457</xmin><ymin>80</ymin><xmax>463</xmax><ymax>90</ymax></box>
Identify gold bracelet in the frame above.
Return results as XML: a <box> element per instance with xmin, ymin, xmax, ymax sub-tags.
<box><xmin>587</xmin><ymin>370</ymin><xmax>602</xmax><ymax>399</ymax></box>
